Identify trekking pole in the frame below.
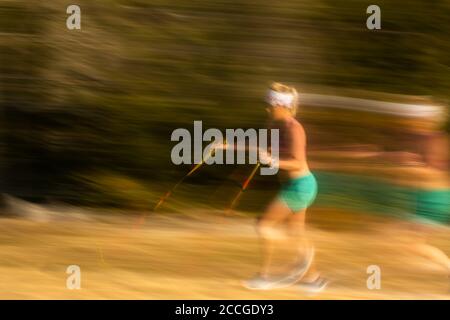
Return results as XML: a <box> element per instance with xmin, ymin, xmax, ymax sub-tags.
<box><xmin>152</xmin><ymin>162</ymin><xmax>201</xmax><ymax>212</ymax></box>
<box><xmin>226</xmin><ymin>162</ymin><xmax>261</xmax><ymax>215</ymax></box>
<box><xmin>152</xmin><ymin>140</ymin><xmax>226</xmax><ymax>212</ymax></box>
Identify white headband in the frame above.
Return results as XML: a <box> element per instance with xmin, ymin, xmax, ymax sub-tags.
<box><xmin>266</xmin><ymin>90</ymin><xmax>295</xmax><ymax>108</ymax></box>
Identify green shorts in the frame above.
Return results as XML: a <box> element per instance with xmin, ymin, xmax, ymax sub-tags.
<box><xmin>413</xmin><ymin>189</ymin><xmax>450</xmax><ymax>226</ymax></box>
<box><xmin>278</xmin><ymin>173</ymin><xmax>318</xmax><ymax>212</ymax></box>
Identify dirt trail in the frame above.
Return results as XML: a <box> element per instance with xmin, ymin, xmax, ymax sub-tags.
<box><xmin>0</xmin><ymin>209</ymin><xmax>448</xmax><ymax>299</ymax></box>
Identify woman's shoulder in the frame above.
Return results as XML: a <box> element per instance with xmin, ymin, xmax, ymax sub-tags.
<box><xmin>286</xmin><ymin>117</ymin><xmax>305</xmax><ymax>134</ymax></box>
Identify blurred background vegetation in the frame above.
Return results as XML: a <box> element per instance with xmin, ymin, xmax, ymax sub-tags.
<box><xmin>0</xmin><ymin>0</ymin><xmax>448</xmax><ymax>210</ymax></box>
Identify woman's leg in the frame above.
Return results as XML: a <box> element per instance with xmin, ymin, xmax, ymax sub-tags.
<box><xmin>409</xmin><ymin>225</ymin><xmax>450</xmax><ymax>273</ymax></box>
<box><xmin>286</xmin><ymin>208</ymin><xmax>307</xmax><ymax>257</ymax></box>
<box><xmin>386</xmin><ymin>222</ymin><xmax>450</xmax><ymax>274</ymax></box>
<box><xmin>257</xmin><ymin>200</ymin><xmax>292</xmax><ymax>276</ymax></box>
<box><xmin>412</xmin><ymin>242</ymin><xmax>450</xmax><ymax>273</ymax></box>
<box><xmin>287</xmin><ymin>208</ymin><xmax>319</xmax><ymax>280</ymax></box>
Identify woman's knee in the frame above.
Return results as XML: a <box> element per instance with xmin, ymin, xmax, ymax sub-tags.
<box><xmin>257</xmin><ymin>220</ymin><xmax>285</xmax><ymax>240</ymax></box>
<box><xmin>286</xmin><ymin>212</ymin><xmax>306</xmax><ymax>237</ymax></box>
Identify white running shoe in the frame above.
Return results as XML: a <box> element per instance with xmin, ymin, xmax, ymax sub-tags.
<box><xmin>297</xmin><ymin>275</ymin><xmax>329</xmax><ymax>294</ymax></box>
<box><xmin>242</xmin><ymin>275</ymin><xmax>279</xmax><ymax>290</ymax></box>
<box><xmin>243</xmin><ymin>247</ymin><xmax>316</xmax><ymax>290</ymax></box>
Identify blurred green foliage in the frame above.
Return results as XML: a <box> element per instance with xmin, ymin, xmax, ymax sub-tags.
<box><xmin>0</xmin><ymin>1</ymin><xmax>448</xmax><ymax>207</ymax></box>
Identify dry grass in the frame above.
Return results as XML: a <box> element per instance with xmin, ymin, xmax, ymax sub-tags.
<box><xmin>0</xmin><ymin>209</ymin><xmax>448</xmax><ymax>299</ymax></box>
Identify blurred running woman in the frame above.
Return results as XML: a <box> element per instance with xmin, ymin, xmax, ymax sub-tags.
<box><xmin>244</xmin><ymin>83</ymin><xmax>327</xmax><ymax>292</ymax></box>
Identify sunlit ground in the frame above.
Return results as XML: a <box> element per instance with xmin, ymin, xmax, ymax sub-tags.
<box><xmin>0</xmin><ymin>208</ymin><xmax>448</xmax><ymax>300</ymax></box>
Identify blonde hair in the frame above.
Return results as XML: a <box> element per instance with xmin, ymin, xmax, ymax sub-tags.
<box><xmin>269</xmin><ymin>82</ymin><xmax>299</xmax><ymax>116</ymax></box>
